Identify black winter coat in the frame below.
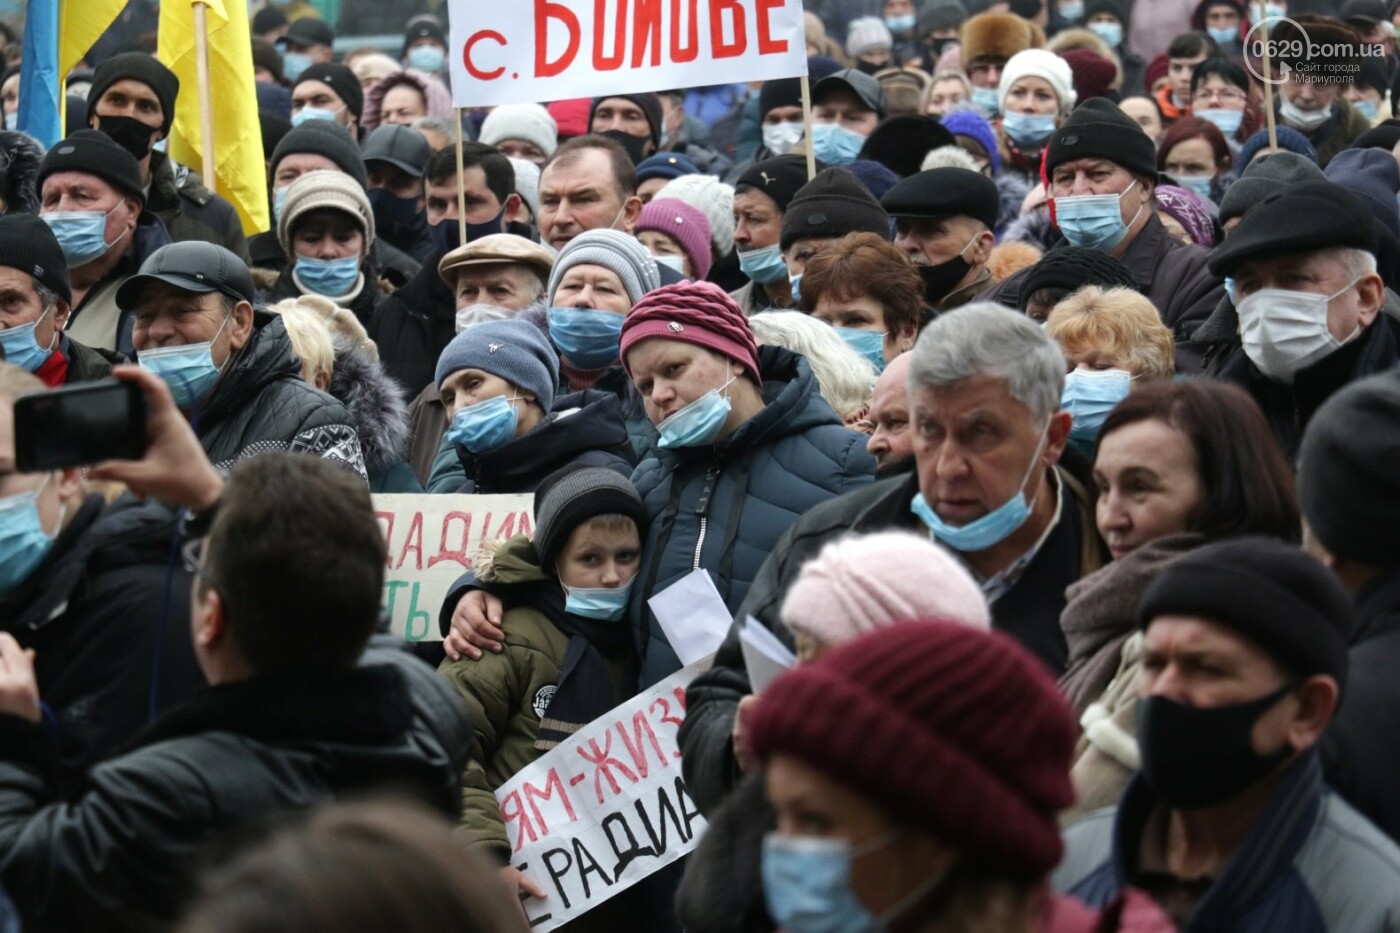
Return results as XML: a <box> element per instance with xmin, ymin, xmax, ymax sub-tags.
<box><xmin>267</xmin><ymin>262</ymin><xmax>385</xmax><ymax>327</ymax></box>
<box><xmin>675</xmin><ymin>773</ymin><xmax>775</xmax><ymax>933</ymax></box>
<box><xmin>0</xmin><ymin>641</ymin><xmax>471</xmax><ymax>932</ymax></box>
<box><xmin>367</xmin><ymin>249</ymin><xmax>457</xmax><ymax>400</ymax></box>
<box><xmin>146</xmin><ymin>152</ymin><xmax>250</xmax><ymax>263</ymax></box>
<box><xmin>0</xmin><ymin>496</ymin><xmax>204</xmax><ymax>789</ymax></box>
<box><xmin>197</xmin><ymin>312</ymin><xmax>367</xmax><ymax>477</ymax></box>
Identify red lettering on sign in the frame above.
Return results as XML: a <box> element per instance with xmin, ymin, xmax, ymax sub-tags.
<box><xmin>754</xmin><ymin>0</ymin><xmax>788</xmax><ymax>54</ymax></box>
<box><xmin>427</xmin><ymin>511</ymin><xmax>474</xmax><ymax>570</ymax></box>
<box><xmin>593</xmin><ymin>0</ymin><xmax>628</xmax><ymax>70</ymax></box>
<box><xmin>395</xmin><ymin>511</ymin><xmax>424</xmax><ymax>570</ymax></box>
<box><xmin>618</xmin><ymin>709</ymin><xmax>669</xmax><ymax>777</ymax></box>
<box><xmin>578</xmin><ymin>730</ymin><xmax>639</xmax><ymax>804</ymax></box>
<box><xmin>500</xmin><ymin>789</ymin><xmax>536</xmax><ymax>851</ymax></box>
<box><xmin>523</xmin><ymin>768</ymin><xmax>579</xmax><ymax>840</ymax></box>
<box><xmin>670</xmin><ymin>0</ymin><xmax>699</xmax><ymax>63</ymax></box>
<box><xmin>650</xmin><ymin>694</ymin><xmax>685</xmax><ymax>732</ymax></box>
<box><xmin>708</xmin><ymin>0</ymin><xmax>747</xmax><ymax>58</ymax></box>
<box><xmin>536</xmin><ymin>0</ymin><xmax>582</xmax><ymax>78</ymax></box>
<box><xmin>632</xmin><ymin>0</ymin><xmax>663</xmax><ymax>67</ymax></box>
<box><xmin>463</xmin><ymin>30</ymin><xmax>508</xmax><ymax>80</ymax></box>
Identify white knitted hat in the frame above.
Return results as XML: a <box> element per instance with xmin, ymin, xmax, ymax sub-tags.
<box><xmin>656</xmin><ymin>174</ymin><xmax>735</xmax><ymax>257</ymax></box>
<box><xmin>507</xmin><ymin>156</ymin><xmax>541</xmax><ymax>219</ymax></box>
<box><xmin>480</xmin><ymin>103</ymin><xmax>559</xmax><ymax>158</ymax></box>
<box><xmin>277</xmin><ymin>169</ymin><xmax>375</xmax><ymax>253</ymax></box>
<box><xmin>997</xmin><ymin>49</ymin><xmax>1077</xmax><ymax>114</ymax></box>
<box><xmin>846</xmin><ymin>16</ymin><xmax>893</xmax><ymax>59</ymax></box>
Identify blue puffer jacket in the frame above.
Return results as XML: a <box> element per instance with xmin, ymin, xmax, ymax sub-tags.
<box><xmin>629</xmin><ymin>346</ymin><xmax>876</xmax><ymax>687</ymax></box>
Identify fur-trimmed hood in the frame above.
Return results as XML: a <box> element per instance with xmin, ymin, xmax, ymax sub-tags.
<box><xmin>0</xmin><ymin>130</ymin><xmax>45</xmax><ymax>215</ymax></box>
<box><xmin>362</xmin><ymin>69</ymin><xmax>455</xmax><ymax>133</ymax></box>
<box><xmin>328</xmin><ymin>335</ymin><xmax>411</xmax><ymax>474</ymax></box>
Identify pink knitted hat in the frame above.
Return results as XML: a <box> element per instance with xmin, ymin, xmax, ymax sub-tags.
<box><xmin>620</xmin><ymin>281</ymin><xmax>762</xmax><ymax>384</ymax></box>
<box><xmin>779</xmin><ymin>531</ymin><xmax>990</xmax><ymax>647</ymax></box>
<box><xmin>634</xmin><ymin>198</ymin><xmax>713</xmax><ymax>281</ymax></box>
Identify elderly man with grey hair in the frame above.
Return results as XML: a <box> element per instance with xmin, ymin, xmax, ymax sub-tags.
<box><xmin>677</xmin><ymin>302</ymin><xmax>1109</xmax><ymax>814</ymax></box>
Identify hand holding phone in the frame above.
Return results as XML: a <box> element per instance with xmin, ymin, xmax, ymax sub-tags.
<box><xmin>14</xmin><ymin>378</ymin><xmax>146</xmax><ymax>473</ymax></box>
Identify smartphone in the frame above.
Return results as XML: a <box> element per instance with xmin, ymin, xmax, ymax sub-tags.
<box><xmin>14</xmin><ymin>378</ymin><xmax>148</xmax><ymax>472</ymax></box>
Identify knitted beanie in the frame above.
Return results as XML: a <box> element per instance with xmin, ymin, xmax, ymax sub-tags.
<box><xmin>480</xmin><ymin>103</ymin><xmax>559</xmax><ymax>158</ymax></box>
<box><xmin>38</xmin><ymin>129</ymin><xmax>145</xmax><ymax>205</ymax></box>
<box><xmin>434</xmin><ymin>318</ymin><xmax>560</xmax><ymax>408</ymax></box>
<box><xmin>1144</xmin><ymin>53</ymin><xmax>1169</xmax><ymax>93</ymax></box>
<box><xmin>88</xmin><ymin>52</ymin><xmax>180</xmax><ymax>136</ymax></box>
<box><xmin>620</xmin><ymin>281</ymin><xmax>762</xmax><ymax>384</ymax></box>
<box><xmin>1017</xmin><ymin>245</ymin><xmax>1138</xmax><ymax>308</ymax></box>
<box><xmin>940</xmin><ymin>109</ymin><xmax>1001</xmax><ymax>174</ymax></box>
<box><xmin>635</xmin><ymin>152</ymin><xmax>700</xmax><ymax>184</ymax></box>
<box><xmin>921</xmin><ymin>0</ymin><xmax>968</xmax><ymax>33</ymax></box>
<box><xmin>277</xmin><ymin>169</ymin><xmax>375</xmax><ymax>254</ymax></box>
<box><xmin>270</xmin><ymin>120</ymin><xmax>368</xmax><ymax>187</ymax></box>
<box><xmin>654</xmin><ymin>174</ymin><xmax>735</xmax><ymax>257</ymax></box>
<box><xmin>548</xmin><ymin>98</ymin><xmax>593</xmax><ymax>139</ymax></box>
<box><xmin>1217</xmin><ymin>151</ymin><xmax>1324</xmax><ymax>225</ymax></box>
<box><xmin>1154</xmin><ymin>186</ymin><xmax>1215</xmax><ymax>248</ymax></box>
<box><xmin>847</xmin><ymin>159</ymin><xmax>902</xmax><ymax>201</ymax></box>
<box><xmin>748</xmin><ymin>621</ymin><xmax>1077</xmax><ymax>876</ymax></box>
<box><xmin>590</xmin><ymin>94</ymin><xmax>664</xmax><ymax>147</ymax></box>
<box><xmin>547</xmin><ymin>228</ymin><xmax>662</xmax><ymax>306</ymax></box>
<box><xmin>857</xmin><ymin>115</ymin><xmax>955</xmax><ymax>179</ymax></box>
<box><xmin>735</xmin><ymin>155</ymin><xmax>812</xmax><ymax>213</ymax></box>
<box><xmin>781</xmin><ymin>167</ymin><xmax>891</xmax><ymax>250</ymax></box>
<box><xmin>1299</xmin><ymin>370</ymin><xmax>1400</xmax><ymax>567</ymax></box>
<box><xmin>1237</xmin><ymin>127</ymin><xmax>1318</xmax><ymax>171</ymax></box>
<box><xmin>506</xmin><ymin>156</ymin><xmax>541</xmax><ymax>219</ymax></box>
<box><xmin>0</xmin><ymin>214</ymin><xmax>71</xmax><ymax>304</ymax></box>
<box><xmin>780</xmin><ymin>532</ymin><xmax>990</xmax><ymax>647</ymax></box>
<box><xmin>1045</xmin><ymin>98</ymin><xmax>1156</xmax><ymax>180</ymax></box>
<box><xmin>1138</xmin><ymin>537</ymin><xmax>1354</xmax><ymax>691</ymax></box>
<box><xmin>293</xmin><ymin>63</ymin><xmax>364</xmax><ymax>123</ymax></box>
<box><xmin>636</xmin><ymin>198</ymin><xmax>714</xmax><ymax>281</ymax></box>
<box><xmin>533</xmin><ymin>465</ymin><xmax>647</xmax><ymax>571</ymax></box>
<box><xmin>847</xmin><ymin>16</ymin><xmax>894</xmax><ymax>59</ymax></box>
<box><xmin>1060</xmin><ymin>48</ymin><xmax>1116</xmax><ymax>103</ymax></box>
<box><xmin>997</xmin><ymin>49</ymin><xmax>1076</xmax><ymax>113</ymax></box>
<box><xmin>758</xmin><ymin>77</ymin><xmax>804</xmax><ymax>119</ymax></box>
<box><xmin>1324</xmin><ymin>147</ymin><xmax>1400</xmax><ymax>241</ymax></box>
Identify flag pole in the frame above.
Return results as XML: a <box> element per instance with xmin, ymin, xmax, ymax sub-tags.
<box><xmin>193</xmin><ymin>0</ymin><xmax>216</xmax><ymax>185</ymax></box>
<box><xmin>799</xmin><ymin>76</ymin><xmax>816</xmax><ymax>181</ymax></box>
<box><xmin>1257</xmin><ymin>1</ymin><xmax>1278</xmax><ymax>150</ymax></box>
<box><xmin>454</xmin><ymin>107</ymin><xmax>468</xmax><ymax>246</ymax></box>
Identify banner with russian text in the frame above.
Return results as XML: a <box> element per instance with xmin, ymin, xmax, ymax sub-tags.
<box><xmin>447</xmin><ymin>0</ymin><xmax>808</xmax><ymax>108</ymax></box>
<box><xmin>495</xmin><ymin>660</ymin><xmax>710</xmax><ymax>931</ymax></box>
<box><xmin>374</xmin><ymin>494</ymin><xmax>534</xmax><ymax>641</ymax></box>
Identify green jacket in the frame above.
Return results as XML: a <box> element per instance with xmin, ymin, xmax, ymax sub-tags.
<box><xmin>437</xmin><ymin>536</ymin><xmax>633</xmax><ymax>861</ymax></box>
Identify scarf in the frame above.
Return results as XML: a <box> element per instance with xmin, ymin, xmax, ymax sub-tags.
<box><xmin>528</xmin><ymin>584</ymin><xmax>634</xmax><ymax>750</ymax></box>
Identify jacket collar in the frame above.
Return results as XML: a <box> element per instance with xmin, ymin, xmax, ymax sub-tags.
<box><xmin>1117</xmin><ymin>212</ymin><xmax>1175</xmax><ymax>287</ymax></box>
<box><xmin>1352</xmin><ymin>569</ymin><xmax>1400</xmax><ymax>644</ymax></box>
<box><xmin>0</xmin><ymin>495</ymin><xmax>107</xmax><ymax>631</ymax></box>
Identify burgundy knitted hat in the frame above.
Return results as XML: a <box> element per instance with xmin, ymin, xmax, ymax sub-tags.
<box><xmin>1061</xmin><ymin>48</ymin><xmax>1116</xmax><ymax>103</ymax></box>
<box><xmin>619</xmin><ymin>281</ymin><xmax>762</xmax><ymax>384</ymax></box>
<box><xmin>748</xmin><ymin>621</ymin><xmax>1077</xmax><ymax>876</ymax></box>
<box><xmin>635</xmin><ymin>198</ymin><xmax>714</xmax><ymax>281</ymax></box>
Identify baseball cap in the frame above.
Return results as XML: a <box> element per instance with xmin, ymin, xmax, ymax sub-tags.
<box><xmin>116</xmin><ymin>242</ymin><xmax>256</xmax><ymax>311</ymax></box>
<box><xmin>361</xmin><ymin>124</ymin><xmax>432</xmax><ymax>177</ymax></box>
<box><xmin>283</xmin><ymin>17</ymin><xmax>334</xmax><ymax>49</ymax></box>
<box><xmin>812</xmin><ymin>68</ymin><xmax>888</xmax><ymax>119</ymax></box>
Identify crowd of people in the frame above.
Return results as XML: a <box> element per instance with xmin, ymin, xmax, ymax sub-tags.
<box><xmin>3</xmin><ymin>0</ymin><xmax>1400</xmax><ymax>929</ymax></box>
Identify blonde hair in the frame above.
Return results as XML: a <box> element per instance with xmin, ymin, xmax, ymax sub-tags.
<box><xmin>924</xmin><ymin>70</ymin><xmax>973</xmax><ymax>112</ymax></box>
<box><xmin>1045</xmin><ymin>286</ymin><xmax>1175</xmax><ymax>380</ymax></box>
<box><xmin>269</xmin><ymin>294</ymin><xmax>377</xmax><ymax>359</ymax></box>
<box><xmin>266</xmin><ymin>299</ymin><xmax>336</xmax><ymax>386</ymax></box>
<box><xmin>749</xmin><ymin>311</ymin><xmax>876</xmax><ymax>420</ymax></box>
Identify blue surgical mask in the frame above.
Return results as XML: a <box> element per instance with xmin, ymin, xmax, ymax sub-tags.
<box><xmin>884</xmin><ymin>13</ymin><xmax>916</xmax><ymax>32</ymax></box>
<box><xmin>446</xmin><ymin>394</ymin><xmax>521</xmax><ymax>453</ymax></box>
<box><xmin>1250</xmin><ymin>3</ymin><xmax>1285</xmax><ymax>25</ymax></box>
<box><xmin>282</xmin><ymin>50</ymin><xmax>312</xmax><ymax>82</ymax></box>
<box><xmin>1174</xmin><ymin>173</ymin><xmax>1215</xmax><ymax>201</ymax></box>
<box><xmin>1058</xmin><ymin>0</ymin><xmax>1084</xmax><ymax>21</ymax></box>
<box><xmin>0</xmin><ymin>304</ymin><xmax>56</xmax><ymax>373</ymax></box>
<box><xmin>1001</xmin><ymin>111</ymin><xmax>1057</xmax><ymax>149</ymax></box>
<box><xmin>739</xmin><ymin>244</ymin><xmax>790</xmax><ymax>285</ymax></box>
<box><xmin>654</xmin><ymin>254</ymin><xmax>687</xmax><ymax>275</ymax></box>
<box><xmin>972</xmin><ymin>85</ymin><xmax>1001</xmax><ymax>117</ymax></box>
<box><xmin>1207</xmin><ymin>25</ymin><xmax>1238</xmax><ymax>44</ymax></box>
<box><xmin>790</xmin><ymin>272</ymin><xmax>803</xmax><ymax>304</ymax></box>
<box><xmin>290</xmin><ymin>105</ymin><xmax>343</xmax><ymax>128</ymax></box>
<box><xmin>295</xmin><ymin>254</ymin><xmax>361</xmax><ymax>297</ymax></box>
<box><xmin>562</xmin><ymin>578</ymin><xmax>635</xmax><ymax>621</ymax></box>
<box><xmin>1355</xmin><ymin>99</ymin><xmax>1379</xmax><ymax>121</ymax></box>
<box><xmin>272</xmin><ymin>185</ymin><xmax>290</xmax><ymax>224</ymax></box>
<box><xmin>1062</xmin><ymin>368</ymin><xmax>1131</xmax><ymax>447</ymax></box>
<box><xmin>810</xmin><ymin>123</ymin><xmax>867</xmax><ymax>166</ymax></box>
<box><xmin>547</xmin><ymin>306</ymin><xmax>624</xmax><ymax>369</ymax></box>
<box><xmin>0</xmin><ymin>476</ymin><xmax>60</xmax><ymax>599</ymax></box>
<box><xmin>406</xmin><ymin>44</ymin><xmax>445</xmax><ymax>72</ymax></box>
<box><xmin>1224</xmin><ymin>275</ymin><xmax>1236</xmax><ymax>303</ymax></box>
<box><xmin>1088</xmin><ymin>20</ymin><xmax>1122</xmax><ymax>48</ymax></box>
<box><xmin>836</xmin><ymin>327</ymin><xmax>886</xmax><ymax>374</ymax></box>
<box><xmin>656</xmin><ymin>375</ymin><xmax>736</xmax><ymax>449</ymax></box>
<box><xmin>3</xmin><ymin>111</ymin><xmax>15</xmax><ymax>130</ymax></box>
<box><xmin>1196</xmin><ymin>107</ymin><xmax>1244</xmax><ymax>136</ymax></box>
<box><xmin>43</xmin><ymin>207</ymin><xmax>124</xmax><ymax>266</ymax></box>
<box><xmin>138</xmin><ymin>314</ymin><xmax>231</xmax><ymax>409</ymax></box>
<box><xmin>761</xmin><ymin>833</ymin><xmax>884</xmax><ymax>933</ymax></box>
<box><xmin>910</xmin><ymin>421</ymin><xmax>1050</xmax><ymax>553</ymax></box>
<box><xmin>1053</xmin><ymin>179</ymin><xmax>1141</xmax><ymax>252</ymax></box>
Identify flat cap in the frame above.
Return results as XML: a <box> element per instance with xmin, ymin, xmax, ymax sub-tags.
<box><xmin>1208</xmin><ymin>181</ymin><xmax>1378</xmax><ymax>276</ymax></box>
<box><xmin>880</xmin><ymin>167</ymin><xmax>999</xmax><ymax>229</ymax></box>
<box><xmin>438</xmin><ymin>233</ymin><xmax>555</xmax><ymax>289</ymax></box>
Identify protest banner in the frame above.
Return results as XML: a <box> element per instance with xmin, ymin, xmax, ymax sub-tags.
<box><xmin>373</xmin><ymin>493</ymin><xmax>534</xmax><ymax>641</ymax></box>
<box><xmin>446</xmin><ymin>0</ymin><xmax>809</xmax><ymax>108</ymax></box>
<box><xmin>495</xmin><ymin>661</ymin><xmax>710</xmax><ymax>931</ymax></box>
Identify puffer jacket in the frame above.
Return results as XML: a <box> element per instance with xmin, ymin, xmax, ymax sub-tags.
<box><xmin>0</xmin><ymin>640</ymin><xmax>472</xmax><ymax>932</ymax></box>
<box><xmin>630</xmin><ymin>346</ymin><xmax>876</xmax><ymax>686</ymax></box>
<box><xmin>327</xmin><ymin>336</ymin><xmax>420</xmax><ymax>492</ymax></box>
<box><xmin>0</xmin><ymin>130</ymin><xmax>43</xmax><ymax>215</ymax></box>
<box><xmin>145</xmin><ymin>152</ymin><xmax>249</xmax><ymax>262</ymax></box>
<box><xmin>196</xmin><ymin>312</ymin><xmax>367</xmax><ymax>478</ymax></box>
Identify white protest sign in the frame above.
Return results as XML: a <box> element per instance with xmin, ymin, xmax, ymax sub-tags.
<box><xmin>447</xmin><ymin>0</ymin><xmax>808</xmax><ymax>108</ymax></box>
<box><xmin>495</xmin><ymin>660</ymin><xmax>710</xmax><ymax>931</ymax></box>
<box><xmin>648</xmin><ymin>568</ymin><xmax>732</xmax><ymax>667</ymax></box>
<box><xmin>373</xmin><ymin>494</ymin><xmax>534</xmax><ymax>641</ymax></box>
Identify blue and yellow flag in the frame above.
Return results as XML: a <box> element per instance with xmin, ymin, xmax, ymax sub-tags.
<box><xmin>19</xmin><ymin>0</ymin><xmax>125</xmax><ymax>146</ymax></box>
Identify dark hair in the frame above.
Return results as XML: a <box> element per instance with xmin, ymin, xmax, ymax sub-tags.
<box><xmin>1098</xmin><ymin>380</ymin><xmax>1299</xmax><ymax>542</ymax></box>
<box><xmin>798</xmin><ymin>232</ymin><xmax>926</xmax><ymax>339</ymax></box>
<box><xmin>204</xmin><ymin>453</ymin><xmax>385</xmax><ymax>674</ymax></box>
<box><xmin>1167</xmin><ymin>31</ymin><xmax>1220</xmax><ymax>60</ymax></box>
<box><xmin>1156</xmin><ymin>116</ymin><xmax>1232</xmax><ymax>171</ymax></box>
<box><xmin>425</xmin><ymin>142</ymin><xmax>515</xmax><ymax>206</ymax></box>
<box><xmin>1190</xmin><ymin>56</ymin><xmax>1248</xmax><ymax>95</ymax></box>
<box><xmin>544</xmin><ymin>134</ymin><xmax>638</xmax><ymax>197</ymax></box>
<box><xmin>176</xmin><ymin>799</ymin><xmax>525</xmax><ymax>933</ymax></box>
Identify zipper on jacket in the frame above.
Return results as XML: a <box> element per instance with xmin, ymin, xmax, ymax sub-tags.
<box><xmin>692</xmin><ymin>463</ymin><xmax>720</xmax><ymax>571</ymax></box>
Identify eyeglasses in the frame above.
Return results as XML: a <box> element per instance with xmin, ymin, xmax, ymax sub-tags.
<box><xmin>1192</xmin><ymin>88</ymin><xmax>1247</xmax><ymax>105</ymax></box>
<box><xmin>180</xmin><ymin>538</ymin><xmax>218</xmax><ymax>588</ymax></box>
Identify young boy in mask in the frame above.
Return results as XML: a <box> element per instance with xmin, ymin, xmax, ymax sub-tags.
<box><xmin>438</xmin><ymin>465</ymin><xmax>645</xmax><ymax>900</ymax></box>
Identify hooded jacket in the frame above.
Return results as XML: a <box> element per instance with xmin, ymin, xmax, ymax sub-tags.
<box><xmin>196</xmin><ymin>312</ymin><xmax>367</xmax><ymax>477</ymax></box>
<box><xmin>0</xmin><ymin>640</ymin><xmax>472</xmax><ymax>932</ymax></box>
<box><xmin>327</xmin><ymin>336</ymin><xmax>420</xmax><ymax>492</ymax></box>
<box><xmin>362</xmin><ymin>70</ymin><xmax>455</xmax><ymax>132</ymax></box>
<box><xmin>0</xmin><ymin>130</ymin><xmax>44</xmax><ymax>215</ymax></box>
<box><xmin>629</xmin><ymin>346</ymin><xmax>876</xmax><ymax>687</ymax></box>
<box><xmin>368</xmin><ymin>247</ymin><xmax>457</xmax><ymax>399</ymax></box>
<box><xmin>145</xmin><ymin>151</ymin><xmax>250</xmax><ymax>262</ymax></box>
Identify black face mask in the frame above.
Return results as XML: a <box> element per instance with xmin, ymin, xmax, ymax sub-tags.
<box><xmin>367</xmin><ymin>188</ymin><xmax>425</xmax><ymax>248</ymax></box>
<box><xmin>97</xmin><ymin>114</ymin><xmax>159</xmax><ymax>161</ymax></box>
<box><xmin>918</xmin><ymin>252</ymin><xmax>972</xmax><ymax>304</ymax></box>
<box><xmin>599</xmin><ymin>129</ymin><xmax>651</xmax><ymax>165</ymax></box>
<box><xmin>924</xmin><ymin>37</ymin><xmax>957</xmax><ymax>61</ymax></box>
<box><xmin>429</xmin><ymin>205</ymin><xmax>506</xmax><ymax>255</ymax></box>
<box><xmin>1138</xmin><ymin>682</ymin><xmax>1297</xmax><ymax>809</ymax></box>
<box><xmin>855</xmin><ymin>58</ymin><xmax>887</xmax><ymax>76</ymax></box>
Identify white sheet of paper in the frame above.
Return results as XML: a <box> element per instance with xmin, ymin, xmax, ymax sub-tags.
<box><xmin>647</xmin><ymin>568</ymin><xmax>733</xmax><ymax>667</ymax></box>
<box><xmin>739</xmin><ymin>616</ymin><xmax>797</xmax><ymax>693</ymax></box>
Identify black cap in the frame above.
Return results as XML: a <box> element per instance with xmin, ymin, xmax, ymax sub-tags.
<box><xmin>251</xmin><ymin>5</ymin><xmax>288</xmax><ymax>35</ymax></box>
<box><xmin>1208</xmin><ymin>181</ymin><xmax>1378</xmax><ymax>276</ymax></box>
<box><xmin>361</xmin><ymin>124</ymin><xmax>432</xmax><ymax>177</ymax></box>
<box><xmin>781</xmin><ymin>167</ymin><xmax>891</xmax><ymax>251</ymax></box>
<box><xmin>1341</xmin><ymin>0</ymin><xmax>1388</xmax><ymax>24</ymax></box>
<box><xmin>737</xmin><ymin>155</ymin><xmax>819</xmax><ymax>214</ymax></box>
<box><xmin>293</xmin><ymin>62</ymin><xmax>363</xmax><ymax>123</ymax></box>
<box><xmin>87</xmin><ymin>52</ymin><xmax>180</xmax><ymax>136</ymax></box>
<box><xmin>116</xmin><ymin>242</ymin><xmax>255</xmax><ymax>311</ymax></box>
<box><xmin>1045</xmin><ymin>97</ymin><xmax>1157</xmax><ymax>181</ymax></box>
<box><xmin>858</xmin><ymin>116</ymin><xmax>955</xmax><ymax>179</ymax></box>
<box><xmin>881</xmin><ymin>167</ymin><xmax>1001</xmax><ymax>230</ymax></box>
<box><xmin>269</xmin><ymin>120</ymin><xmax>367</xmax><ymax>187</ymax></box>
<box><xmin>0</xmin><ymin>215</ymin><xmax>71</xmax><ymax>305</ymax></box>
<box><xmin>403</xmin><ymin>18</ymin><xmax>447</xmax><ymax>56</ymax></box>
<box><xmin>284</xmin><ymin>17</ymin><xmax>334</xmax><ymax>48</ymax></box>
<box><xmin>812</xmin><ymin>69</ymin><xmax>888</xmax><ymax>119</ymax></box>
<box><xmin>38</xmin><ymin>129</ymin><xmax>145</xmax><ymax>205</ymax></box>
<box><xmin>758</xmin><ymin>77</ymin><xmax>803</xmax><ymax>119</ymax></box>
